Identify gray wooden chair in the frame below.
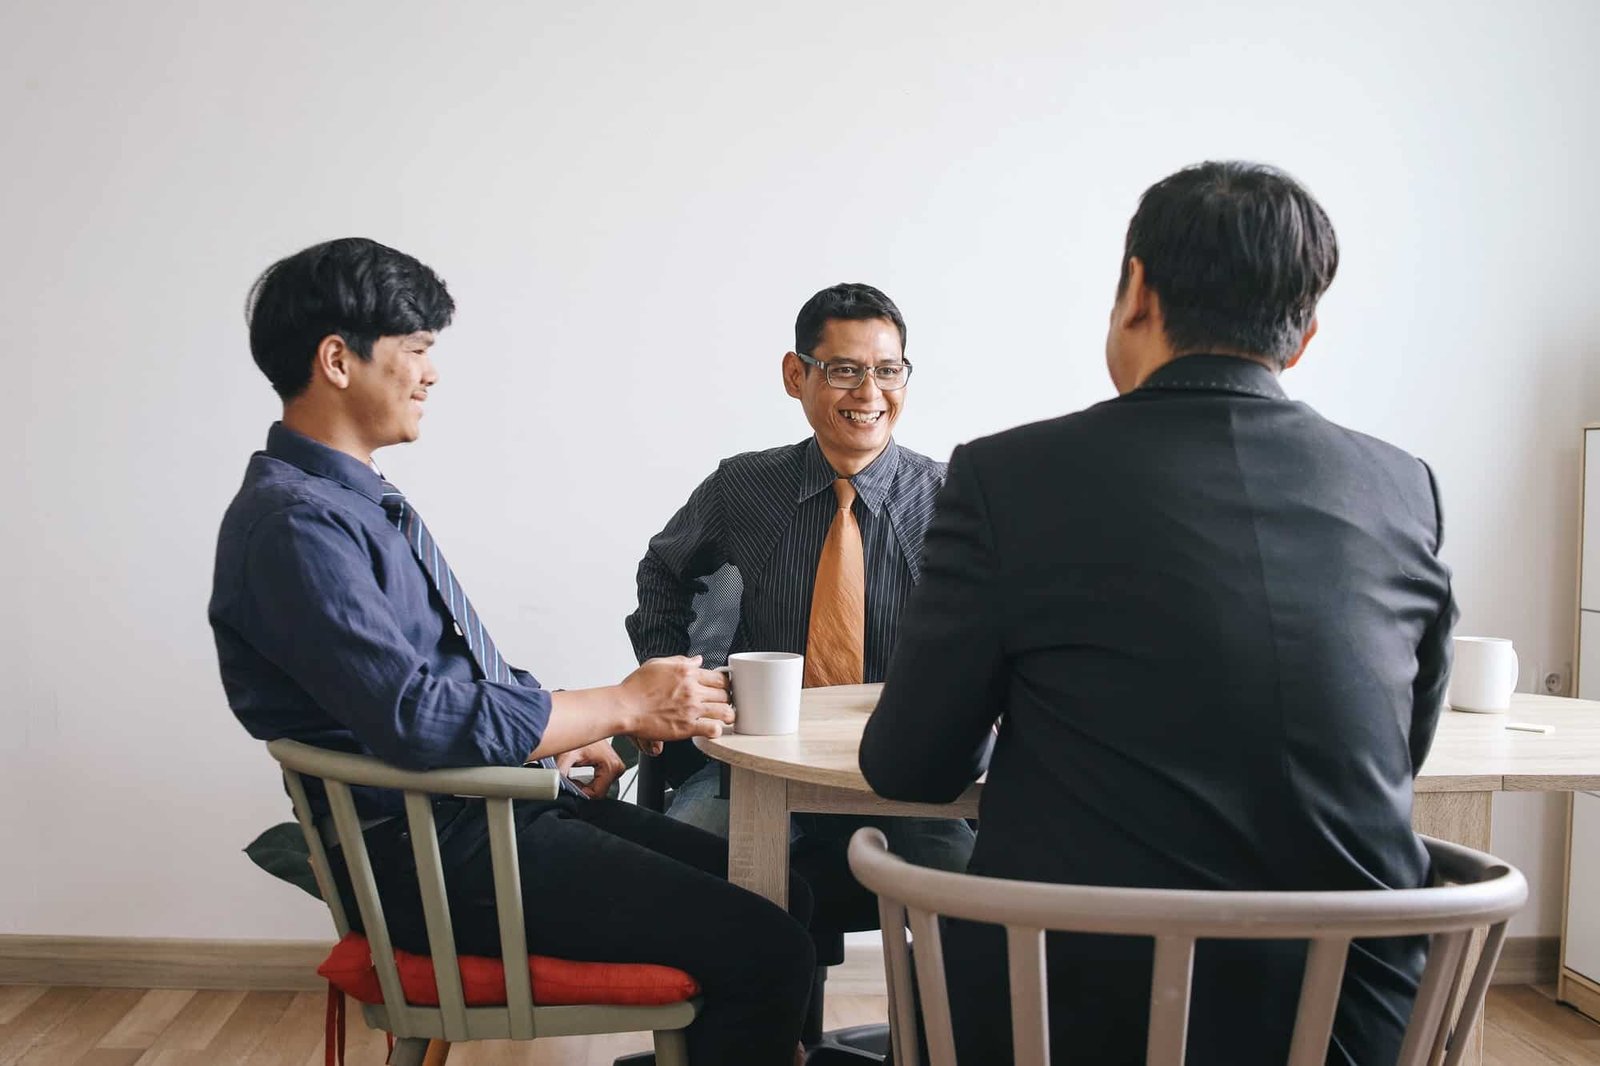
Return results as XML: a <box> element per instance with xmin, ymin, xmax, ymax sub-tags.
<box><xmin>847</xmin><ymin>828</ymin><xmax>1527</xmax><ymax>1066</ymax></box>
<box><xmin>269</xmin><ymin>738</ymin><xmax>698</xmax><ymax>1066</ymax></box>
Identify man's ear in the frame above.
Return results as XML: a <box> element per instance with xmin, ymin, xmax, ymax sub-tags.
<box><xmin>1115</xmin><ymin>257</ymin><xmax>1156</xmax><ymax>334</ymax></box>
<box><xmin>782</xmin><ymin>352</ymin><xmax>805</xmax><ymax>399</ymax></box>
<box><xmin>1283</xmin><ymin>317</ymin><xmax>1318</xmax><ymax>371</ymax></box>
<box><xmin>314</xmin><ymin>334</ymin><xmax>354</xmax><ymax>389</ymax></box>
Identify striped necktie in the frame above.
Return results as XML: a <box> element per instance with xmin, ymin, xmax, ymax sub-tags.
<box><xmin>378</xmin><ymin>481</ymin><xmax>581</xmax><ymax>797</ymax></box>
<box><xmin>803</xmin><ymin>478</ymin><xmax>866</xmax><ymax>688</ymax></box>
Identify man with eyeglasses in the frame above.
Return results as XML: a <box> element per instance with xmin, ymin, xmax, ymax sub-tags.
<box><xmin>626</xmin><ymin>282</ymin><xmax>976</xmax><ymax>873</ymax></box>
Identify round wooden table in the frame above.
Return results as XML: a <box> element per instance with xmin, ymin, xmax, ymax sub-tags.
<box><xmin>696</xmin><ymin>683</ymin><xmax>980</xmax><ymax>904</ymax></box>
<box><xmin>696</xmin><ymin>684</ymin><xmax>1600</xmax><ymax>1065</ymax></box>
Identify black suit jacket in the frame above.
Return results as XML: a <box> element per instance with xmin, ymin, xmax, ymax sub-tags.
<box><xmin>861</xmin><ymin>355</ymin><xmax>1457</xmax><ymax>1065</ymax></box>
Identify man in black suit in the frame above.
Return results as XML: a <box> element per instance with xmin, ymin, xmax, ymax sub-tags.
<box><xmin>860</xmin><ymin>161</ymin><xmax>1457</xmax><ymax>1065</ymax></box>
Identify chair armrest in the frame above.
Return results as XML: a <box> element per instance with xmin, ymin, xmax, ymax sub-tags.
<box><xmin>267</xmin><ymin>739</ymin><xmax>561</xmax><ymax>801</ymax></box>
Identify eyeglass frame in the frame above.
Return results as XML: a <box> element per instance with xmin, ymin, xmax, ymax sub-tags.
<box><xmin>793</xmin><ymin>351</ymin><xmax>915</xmax><ymax>390</ymax></box>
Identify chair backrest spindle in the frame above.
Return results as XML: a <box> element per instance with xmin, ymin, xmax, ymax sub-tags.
<box><xmin>1005</xmin><ymin>926</ymin><xmax>1050</xmax><ymax>1066</ymax></box>
<box><xmin>324</xmin><ymin>779</ymin><xmax>408</xmax><ymax>1020</ymax></box>
<box><xmin>1145</xmin><ymin>935</ymin><xmax>1195</xmax><ymax>1066</ymax></box>
<box><xmin>403</xmin><ymin>791</ymin><xmax>470</xmax><ymax>1040</ymax></box>
<box><xmin>1284</xmin><ymin>937</ymin><xmax>1351</xmax><ymax>1066</ymax></box>
<box><xmin>879</xmin><ymin>895</ymin><xmax>921</xmax><ymax>1066</ymax></box>
<box><xmin>848</xmin><ymin>829</ymin><xmax>1526</xmax><ymax>1066</ymax></box>
<box><xmin>1442</xmin><ymin>922</ymin><xmax>1510</xmax><ymax>1066</ymax></box>
<box><xmin>281</xmin><ymin>768</ymin><xmax>350</xmax><ymax>936</ymax></box>
<box><xmin>907</xmin><ymin>906</ymin><xmax>959</xmax><ymax>1066</ymax></box>
<box><xmin>487</xmin><ymin>796</ymin><xmax>536</xmax><ymax>1039</ymax></box>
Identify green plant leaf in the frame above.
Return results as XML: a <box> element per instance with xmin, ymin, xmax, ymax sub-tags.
<box><xmin>244</xmin><ymin>822</ymin><xmax>323</xmax><ymax>900</ymax></box>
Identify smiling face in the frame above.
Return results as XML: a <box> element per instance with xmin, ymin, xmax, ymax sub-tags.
<box><xmin>344</xmin><ymin>331</ymin><xmax>438</xmax><ymax>452</ymax></box>
<box><xmin>783</xmin><ymin>317</ymin><xmax>906</xmax><ymax>476</ymax></box>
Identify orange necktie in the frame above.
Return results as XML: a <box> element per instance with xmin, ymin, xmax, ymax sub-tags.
<box><xmin>804</xmin><ymin>478</ymin><xmax>865</xmax><ymax>688</ymax></box>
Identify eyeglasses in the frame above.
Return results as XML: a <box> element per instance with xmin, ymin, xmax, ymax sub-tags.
<box><xmin>795</xmin><ymin>352</ymin><xmax>914</xmax><ymax>390</ymax></box>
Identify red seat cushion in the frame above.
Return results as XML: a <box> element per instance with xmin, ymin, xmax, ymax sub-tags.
<box><xmin>318</xmin><ymin>932</ymin><xmax>700</xmax><ymax>1008</ymax></box>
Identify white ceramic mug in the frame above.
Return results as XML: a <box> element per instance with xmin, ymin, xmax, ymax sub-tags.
<box><xmin>1447</xmin><ymin>636</ymin><xmax>1519</xmax><ymax>714</ymax></box>
<box><xmin>717</xmin><ymin>652</ymin><xmax>804</xmax><ymax>735</ymax></box>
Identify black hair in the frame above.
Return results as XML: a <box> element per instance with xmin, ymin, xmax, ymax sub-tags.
<box><xmin>245</xmin><ymin>237</ymin><xmax>456</xmax><ymax>399</ymax></box>
<box><xmin>794</xmin><ymin>283</ymin><xmax>907</xmax><ymax>362</ymax></box>
<box><xmin>1120</xmin><ymin>162</ymin><xmax>1338</xmax><ymax>368</ymax></box>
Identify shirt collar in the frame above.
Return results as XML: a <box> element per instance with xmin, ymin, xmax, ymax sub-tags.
<box><xmin>264</xmin><ymin>422</ymin><xmax>388</xmax><ymax>505</ymax></box>
<box><xmin>797</xmin><ymin>436</ymin><xmax>901</xmax><ymax>516</ymax></box>
<box><xmin>1135</xmin><ymin>354</ymin><xmax>1288</xmax><ymax>400</ymax></box>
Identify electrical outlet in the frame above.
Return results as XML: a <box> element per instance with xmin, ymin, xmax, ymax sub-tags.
<box><xmin>1540</xmin><ymin>662</ymin><xmax>1571</xmax><ymax>697</ymax></box>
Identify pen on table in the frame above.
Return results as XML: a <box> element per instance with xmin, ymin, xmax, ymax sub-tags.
<box><xmin>1504</xmin><ymin>722</ymin><xmax>1554</xmax><ymax>734</ymax></box>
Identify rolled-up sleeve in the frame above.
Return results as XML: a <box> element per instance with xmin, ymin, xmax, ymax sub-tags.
<box><xmin>239</xmin><ymin>504</ymin><xmax>548</xmax><ymax>770</ymax></box>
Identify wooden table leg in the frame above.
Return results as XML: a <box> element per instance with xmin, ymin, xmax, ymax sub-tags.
<box><xmin>1413</xmin><ymin>792</ymin><xmax>1492</xmax><ymax>850</ymax></box>
<box><xmin>727</xmin><ymin>766</ymin><xmax>790</xmax><ymax>906</ymax></box>
<box><xmin>1413</xmin><ymin>790</ymin><xmax>1494</xmax><ymax>1066</ymax></box>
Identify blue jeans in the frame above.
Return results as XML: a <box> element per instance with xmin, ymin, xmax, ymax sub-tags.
<box><xmin>666</xmin><ymin>761</ymin><xmax>976</xmax><ymax>873</ymax></box>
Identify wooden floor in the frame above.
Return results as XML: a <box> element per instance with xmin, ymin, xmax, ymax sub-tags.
<box><xmin>0</xmin><ymin>984</ymin><xmax>1594</xmax><ymax>1064</ymax></box>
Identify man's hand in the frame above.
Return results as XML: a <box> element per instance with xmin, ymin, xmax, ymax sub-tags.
<box><xmin>531</xmin><ymin>657</ymin><xmax>733</xmax><ymax>764</ymax></box>
<box><xmin>620</xmin><ymin>655</ymin><xmax>734</xmax><ymax>741</ymax></box>
<box><xmin>628</xmin><ymin>736</ymin><xmax>665</xmax><ymax>758</ymax></box>
<box><xmin>557</xmin><ymin>739</ymin><xmax>625</xmax><ymax>799</ymax></box>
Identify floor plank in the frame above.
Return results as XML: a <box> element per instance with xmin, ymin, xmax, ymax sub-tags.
<box><xmin>0</xmin><ymin>988</ymin><xmax>94</xmax><ymax>1066</ymax></box>
<box><xmin>295</xmin><ymin>1005</ymin><xmax>387</xmax><ymax>1066</ymax></box>
<box><xmin>238</xmin><ymin>992</ymin><xmax>325</xmax><ymax>1066</ymax></box>
<box><xmin>0</xmin><ymin>992</ymin><xmax>47</xmax><ymax>1029</ymax></box>
<box><xmin>71</xmin><ymin>1051</ymin><xmax>143</xmax><ymax>1066</ymax></box>
<box><xmin>129</xmin><ymin>991</ymin><xmax>245</xmax><ymax>1060</ymax></box>
<box><xmin>13</xmin><ymin>989</ymin><xmax>143</xmax><ymax>1066</ymax></box>
<box><xmin>154</xmin><ymin>991</ymin><xmax>294</xmax><ymax>1065</ymax></box>
<box><xmin>0</xmin><ymin>981</ymin><xmax>1593</xmax><ymax>1064</ymax></box>
<box><xmin>97</xmin><ymin>992</ymin><xmax>194</xmax><ymax>1051</ymax></box>
<box><xmin>1484</xmin><ymin>985</ymin><xmax>1600</xmax><ymax>1066</ymax></box>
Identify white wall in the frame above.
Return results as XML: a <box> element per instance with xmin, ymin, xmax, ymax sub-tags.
<box><xmin>2</xmin><ymin>0</ymin><xmax>1596</xmax><ymax>941</ymax></box>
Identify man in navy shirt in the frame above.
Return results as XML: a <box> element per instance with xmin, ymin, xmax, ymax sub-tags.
<box><xmin>211</xmin><ymin>238</ymin><xmax>814</xmax><ymax>1066</ymax></box>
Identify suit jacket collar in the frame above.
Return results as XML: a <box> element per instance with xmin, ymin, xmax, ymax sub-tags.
<box><xmin>1136</xmin><ymin>354</ymin><xmax>1287</xmax><ymax>401</ymax></box>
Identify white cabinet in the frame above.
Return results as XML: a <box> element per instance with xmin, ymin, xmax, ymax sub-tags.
<box><xmin>1562</xmin><ymin>429</ymin><xmax>1600</xmax><ymax>1019</ymax></box>
<box><xmin>1584</xmin><ymin>431</ymin><xmax>1600</xmax><ymax>611</ymax></box>
<box><xmin>1568</xmin><ymin>792</ymin><xmax>1600</xmax><ymax>984</ymax></box>
<box><xmin>1585</xmin><ymin>431</ymin><xmax>1600</xmax><ymax>611</ymax></box>
<box><xmin>1582</xmin><ymin>612</ymin><xmax>1600</xmax><ymax>701</ymax></box>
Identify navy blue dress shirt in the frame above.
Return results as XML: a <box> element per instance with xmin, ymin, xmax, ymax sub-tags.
<box><xmin>211</xmin><ymin>424</ymin><xmax>549</xmax><ymax>813</ymax></box>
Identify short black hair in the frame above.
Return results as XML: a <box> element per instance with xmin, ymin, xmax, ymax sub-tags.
<box><xmin>1120</xmin><ymin>162</ymin><xmax>1338</xmax><ymax>368</ymax></box>
<box><xmin>794</xmin><ymin>283</ymin><xmax>907</xmax><ymax>361</ymax></box>
<box><xmin>246</xmin><ymin>237</ymin><xmax>456</xmax><ymax>399</ymax></box>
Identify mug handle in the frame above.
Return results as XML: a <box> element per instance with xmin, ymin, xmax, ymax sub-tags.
<box><xmin>1510</xmin><ymin>647</ymin><xmax>1521</xmax><ymax>697</ymax></box>
<box><xmin>715</xmin><ymin>665</ymin><xmax>736</xmax><ymax>709</ymax></box>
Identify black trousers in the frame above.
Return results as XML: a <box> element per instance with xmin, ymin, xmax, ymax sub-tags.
<box><xmin>330</xmin><ymin>795</ymin><xmax>816</xmax><ymax>1066</ymax></box>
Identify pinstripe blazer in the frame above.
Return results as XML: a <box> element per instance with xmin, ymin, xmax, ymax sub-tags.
<box><xmin>861</xmin><ymin>355</ymin><xmax>1456</xmax><ymax>1066</ymax></box>
<box><xmin>626</xmin><ymin>436</ymin><xmax>945</xmax><ymax>682</ymax></box>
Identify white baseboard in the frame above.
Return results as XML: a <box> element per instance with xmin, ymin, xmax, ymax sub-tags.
<box><xmin>0</xmin><ymin>935</ymin><xmax>330</xmax><ymax>990</ymax></box>
<box><xmin>1494</xmin><ymin>935</ymin><xmax>1560</xmax><ymax>986</ymax></box>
